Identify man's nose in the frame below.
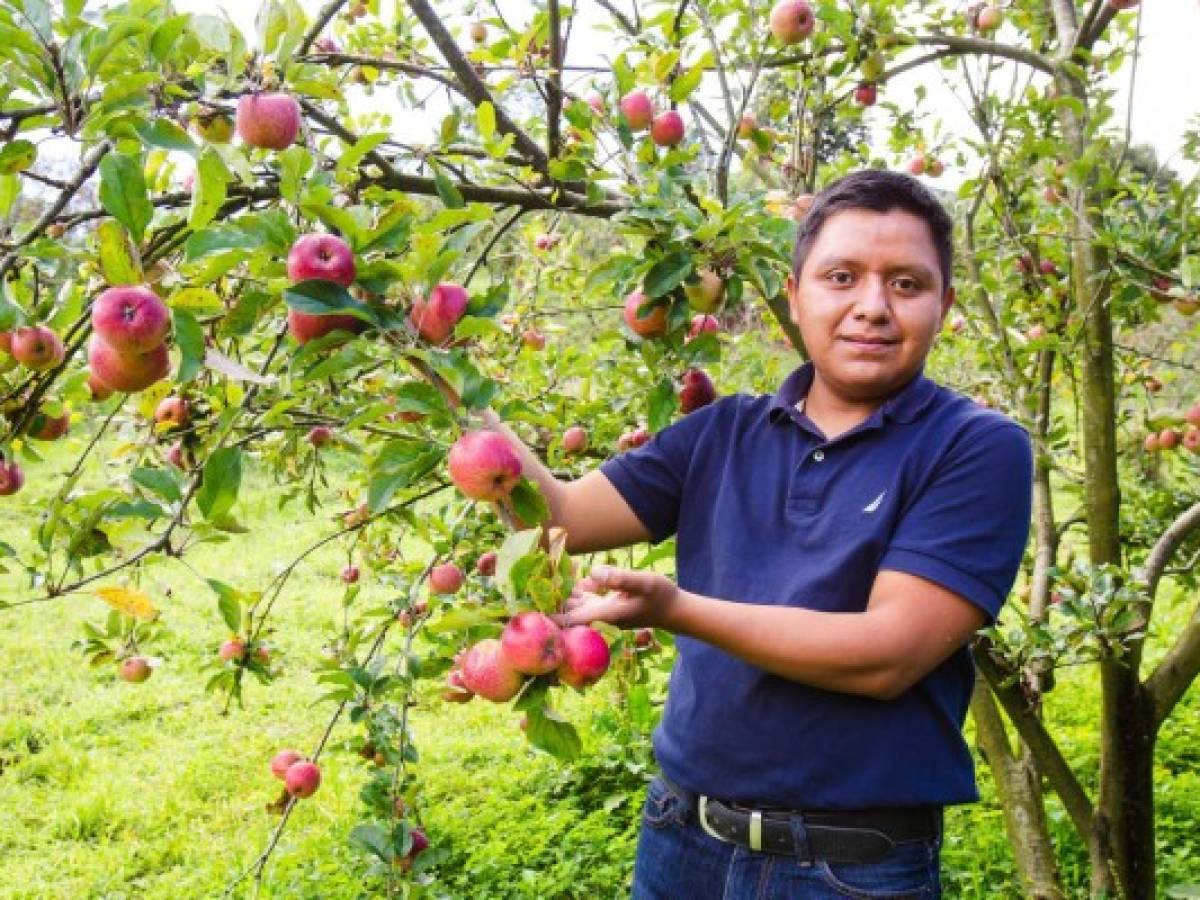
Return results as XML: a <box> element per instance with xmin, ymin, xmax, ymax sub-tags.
<box><xmin>853</xmin><ymin>276</ymin><xmax>891</xmax><ymax>320</ymax></box>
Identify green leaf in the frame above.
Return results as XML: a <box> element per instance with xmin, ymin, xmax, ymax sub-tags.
<box><xmin>95</xmin><ymin>220</ymin><xmax>142</xmax><ymax>286</ymax></box>
<box><xmin>0</xmin><ymin>174</ymin><xmax>19</xmax><ymax>217</ymax></box>
<box><xmin>196</xmin><ymin>447</ymin><xmax>243</xmax><ymax>521</ymax></box>
<box><xmin>335</xmin><ymin>132</ymin><xmax>388</xmax><ymax>176</ymax></box>
<box><xmin>476</xmin><ymin>101</ymin><xmax>496</xmax><ymax>140</ymax></box>
<box><xmin>349</xmin><ymin>824</ymin><xmax>393</xmax><ymax>863</ymax></box>
<box><xmin>0</xmin><ymin>140</ymin><xmax>36</xmax><ymax>175</ymax></box>
<box><xmin>99</xmin><ymin>152</ymin><xmax>153</xmax><ymax>242</ymax></box>
<box><xmin>495</xmin><ymin>529</ymin><xmax>542</xmax><ymax>603</ymax></box>
<box><xmin>648</xmin><ymin>378</ymin><xmax>677</xmax><ymax>432</ymax></box>
<box><xmin>190</xmin><ymin>148</ymin><xmax>230</xmax><ymax>230</ymax></box>
<box><xmin>429</xmin><ymin>161</ymin><xmax>465</xmax><ymax>209</ymax></box>
<box><xmin>367</xmin><ymin>440</ymin><xmax>445</xmax><ymax>511</ymax></box>
<box><xmin>643</xmin><ymin>250</ymin><xmax>694</xmax><ymax>298</ymax></box>
<box><xmin>173</xmin><ymin>308</ymin><xmax>204</xmax><ymax>383</ymax></box>
<box><xmin>278</xmin><ymin>146</ymin><xmax>312</xmax><ymax>203</ymax></box>
<box><xmin>284</xmin><ymin>280</ymin><xmax>380</xmax><ymax>327</ymax></box>
<box><xmin>509</xmin><ymin>479</ymin><xmax>549</xmax><ymax>526</ymax></box>
<box><xmin>133</xmin><ymin>119</ymin><xmax>198</xmax><ymax>154</ymax></box>
<box><xmin>668</xmin><ymin>58</ymin><xmax>707</xmax><ymax>103</ymax></box>
<box><xmin>131</xmin><ymin>467</ymin><xmax>182</xmax><ymax>504</ymax></box>
<box><xmin>525</xmin><ymin>706</ymin><xmax>582</xmax><ymax>760</ymax></box>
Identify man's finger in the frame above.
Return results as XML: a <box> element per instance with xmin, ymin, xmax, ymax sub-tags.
<box><xmin>589</xmin><ymin>565</ymin><xmax>654</xmax><ymax>595</ymax></box>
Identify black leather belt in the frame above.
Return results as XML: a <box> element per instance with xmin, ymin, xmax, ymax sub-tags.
<box><xmin>660</xmin><ymin>775</ymin><xmax>941</xmax><ymax>864</ymax></box>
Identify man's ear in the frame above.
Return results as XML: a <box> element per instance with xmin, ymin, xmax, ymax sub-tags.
<box><xmin>786</xmin><ymin>272</ymin><xmax>799</xmax><ymax>324</ymax></box>
<box><xmin>939</xmin><ymin>286</ymin><xmax>956</xmax><ymax>324</ymax></box>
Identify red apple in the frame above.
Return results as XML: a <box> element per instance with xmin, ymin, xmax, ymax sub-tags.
<box><xmin>409</xmin><ymin>282</ymin><xmax>469</xmax><ymax>345</ymax></box>
<box><xmin>854</xmin><ymin>83</ymin><xmax>877</xmax><ymax>106</ymax></box>
<box><xmin>634</xmin><ymin>628</ymin><xmax>655</xmax><ymax>648</ymax></box>
<box><xmin>469</xmin><ymin>21</ymin><xmax>487</xmax><ymax>43</ymax></box>
<box><xmin>1017</xmin><ymin>254</ymin><xmax>1034</xmax><ymax>275</ymax></box>
<box><xmin>270</xmin><ymin>749</ymin><xmax>305</xmax><ymax>780</ymax></box>
<box><xmin>0</xmin><ymin>456</ymin><xmax>25</xmax><ymax>496</ymax></box>
<box><xmin>1143</xmin><ymin>433</ymin><xmax>1159</xmax><ymax>453</ymax></box>
<box><xmin>737</xmin><ymin>114</ymin><xmax>757</xmax><ymax>139</ymax></box>
<box><xmin>447</xmin><ymin>430</ymin><xmax>522</xmax><ymax>501</ymax></box>
<box><xmin>287</xmin><ymin>308</ymin><xmax>367</xmax><ymax>345</ymax></box>
<box><xmin>284</xmin><ymin>760</ymin><xmax>322</xmax><ymax>798</ymax></box>
<box><xmin>585</xmin><ymin>92</ymin><xmax>606</xmax><ymax>116</ymax></box>
<box><xmin>10</xmin><ymin>325</ymin><xmax>65</xmax><ymax>370</ymax></box>
<box><xmin>155</xmin><ymin>397</ymin><xmax>188</xmax><ymax>427</ymax></box>
<box><xmin>947</xmin><ymin>313</ymin><xmax>966</xmax><ymax>334</ymax></box>
<box><xmin>679</xmin><ymin>368</ymin><xmax>717</xmax><ymax>414</ymax></box>
<box><xmin>26</xmin><ymin>409</ymin><xmax>69</xmax><ymax>441</ymax></box>
<box><xmin>476</xmin><ymin>551</ymin><xmax>498</xmax><ymax>576</ymax></box>
<box><xmin>287</xmin><ymin>233</ymin><xmax>356</xmax><ymax>286</ymax></box>
<box><xmin>556</xmin><ymin>626</ymin><xmax>610</xmax><ymax>689</ymax></box>
<box><xmin>1039</xmin><ymin>259</ymin><xmax>1058</xmax><ymax>277</ymax></box>
<box><xmin>619</xmin><ymin>90</ymin><xmax>654</xmax><ymax>131</ymax></box>
<box><xmin>976</xmin><ymin>5</ymin><xmax>1003</xmax><ymax>31</ymax></box>
<box><xmin>307</xmin><ymin>425</ymin><xmax>334</xmax><ymax>447</ymax></box>
<box><xmin>92</xmin><ymin>286</ymin><xmax>170</xmax><ymax>354</ymax></box>
<box><xmin>460</xmin><ymin>638</ymin><xmax>525</xmax><ymax>702</ymax></box>
<box><xmin>1185</xmin><ymin>404</ymin><xmax>1200</xmax><ymax>428</ymax></box>
<box><xmin>119</xmin><ymin>656</ymin><xmax>152</xmax><ymax>683</ymax></box>
<box><xmin>687</xmin><ymin>314</ymin><xmax>720</xmax><ymax>341</ymax></box>
<box><xmin>1146</xmin><ymin>376</ymin><xmax>1163</xmax><ymax>394</ymax></box>
<box><xmin>769</xmin><ymin>0</ymin><xmax>815</xmax><ymax>44</ymax></box>
<box><xmin>166</xmin><ymin>442</ymin><xmax>185</xmax><ymax>469</ymax></box>
<box><xmin>236</xmin><ymin>93</ymin><xmax>301</xmax><ymax>150</ymax></box>
<box><xmin>313</xmin><ymin>36</ymin><xmax>340</xmax><ymax>54</ymax></box>
<box><xmin>683</xmin><ymin>270</ymin><xmax>725</xmax><ymax>313</ymax></box>
<box><xmin>87</xmin><ymin>372</ymin><xmax>114</xmax><ymax>401</ymax></box>
<box><xmin>429</xmin><ymin>563</ymin><xmax>464</xmax><ymax>595</ymax></box>
<box><xmin>1042</xmin><ymin>185</ymin><xmax>1060</xmax><ymax>204</ymax></box>
<box><xmin>534</xmin><ymin>233</ymin><xmax>559</xmax><ymax>251</ymax></box>
<box><xmin>219</xmin><ymin>638</ymin><xmax>246</xmax><ymax>662</ymax></box>
<box><xmin>926</xmin><ymin>158</ymin><xmax>944</xmax><ymax>177</ymax></box>
<box><xmin>623</xmin><ymin>290</ymin><xmax>668</xmax><ymax>338</ymax></box>
<box><xmin>1159</xmin><ymin>428</ymin><xmax>1180</xmax><ymax>451</ymax></box>
<box><xmin>341</xmin><ymin>564</ymin><xmax>360</xmax><ymax>584</ymax></box>
<box><xmin>562</xmin><ymin>426</ymin><xmax>588</xmax><ymax>454</ymax></box>
<box><xmin>88</xmin><ymin>336</ymin><xmax>170</xmax><ymax>393</ymax></box>
<box><xmin>501</xmin><ymin>611</ymin><xmax>565</xmax><ymax>675</ymax></box>
<box><xmin>1183</xmin><ymin>428</ymin><xmax>1200</xmax><ymax>453</ymax></box>
<box><xmin>907</xmin><ymin>154</ymin><xmax>927</xmax><ymax>176</ymax></box>
<box><xmin>397</xmin><ymin>828</ymin><xmax>429</xmax><ymax>871</ymax></box>
<box><xmin>650</xmin><ymin>110</ymin><xmax>685</xmax><ymax>147</ymax></box>
<box><xmin>521</xmin><ymin>328</ymin><xmax>546</xmax><ymax>350</ymax></box>
<box><xmin>1027</xmin><ymin>324</ymin><xmax>1047</xmax><ymax>341</ymax></box>
<box><xmin>617</xmin><ymin>427</ymin><xmax>651</xmax><ymax>452</ymax></box>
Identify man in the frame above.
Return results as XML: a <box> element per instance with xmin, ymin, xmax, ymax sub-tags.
<box><xmin>483</xmin><ymin>170</ymin><xmax>1032</xmax><ymax>898</ymax></box>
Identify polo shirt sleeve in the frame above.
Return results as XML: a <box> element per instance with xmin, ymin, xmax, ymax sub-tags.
<box><xmin>598</xmin><ymin>399</ymin><xmax>726</xmax><ymax>544</ymax></box>
<box><xmin>879</xmin><ymin>421</ymin><xmax>1033</xmax><ymax>622</ymax></box>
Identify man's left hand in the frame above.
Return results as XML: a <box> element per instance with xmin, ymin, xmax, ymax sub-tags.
<box><xmin>556</xmin><ymin>565</ymin><xmax>682</xmax><ymax>629</ymax></box>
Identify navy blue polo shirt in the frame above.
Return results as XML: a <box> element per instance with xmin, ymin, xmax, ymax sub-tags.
<box><xmin>599</xmin><ymin>362</ymin><xmax>1032</xmax><ymax>810</ymax></box>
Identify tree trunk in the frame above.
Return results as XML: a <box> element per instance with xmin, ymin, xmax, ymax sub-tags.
<box><xmin>971</xmin><ymin>682</ymin><xmax>1065</xmax><ymax>899</ymax></box>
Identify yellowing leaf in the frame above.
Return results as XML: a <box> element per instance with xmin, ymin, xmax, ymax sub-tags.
<box><xmin>95</xmin><ymin>585</ymin><xmax>160</xmax><ymax>621</ymax></box>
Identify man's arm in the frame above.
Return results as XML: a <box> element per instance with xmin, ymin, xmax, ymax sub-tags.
<box><xmin>480</xmin><ymin>410</ymin><xmax>651</xmax><ymax>553</ymax></box>
<box><xmin>560</xmin><ymin>566</ymin><xmax>987</xmax><ymax>700</ymax></box>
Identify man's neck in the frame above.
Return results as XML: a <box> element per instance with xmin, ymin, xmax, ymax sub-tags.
<box><xmin>802</xmin><ymin>377</ymin><xmax>885</xmax><ymax>440</ymax></box>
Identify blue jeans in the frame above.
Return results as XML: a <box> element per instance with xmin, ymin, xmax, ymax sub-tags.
<box><xmin>631</xmin><ymin>776</ymin><xmax>943</xmax><ymax>899</ymax></box>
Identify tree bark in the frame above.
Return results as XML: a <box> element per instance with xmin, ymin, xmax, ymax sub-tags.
<box><xmin>971</xmin><ymin>682</ymin><xmax>1066</xmax><ymax>899</ymax></box>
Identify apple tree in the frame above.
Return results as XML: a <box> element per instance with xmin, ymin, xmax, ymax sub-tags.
<box><xmin>0</xmin><ymin>0</ymin><xmax>1196</xmax><ymax>896</ymax></box>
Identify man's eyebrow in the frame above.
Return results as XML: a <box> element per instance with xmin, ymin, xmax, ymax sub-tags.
<box><xmin>810</xmin><ymin>256</ymin><xmax>937</xmax><ymax>279</ymax></box>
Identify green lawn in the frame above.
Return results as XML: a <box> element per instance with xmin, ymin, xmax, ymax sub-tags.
<box><xmin>1</xmin><ymin>433</ymin><xmax>1197</xmax><ymax>898</ymax></box>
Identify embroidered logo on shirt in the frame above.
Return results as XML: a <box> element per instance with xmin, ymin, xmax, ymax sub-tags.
<box><xmin>863</xmin><ymin>490</ymin><xmax>887</xmax><ymax>513</ymax></box>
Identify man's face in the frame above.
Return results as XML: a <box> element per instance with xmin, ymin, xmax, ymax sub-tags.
<box><xmin>787</xmin><ymin>208</ymin><xmax>955</xmax><ymax>405</ymax></box>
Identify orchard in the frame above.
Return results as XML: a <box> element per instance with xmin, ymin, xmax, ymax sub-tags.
<box><xmin>0</xmin><ymin>0</ymin><xmax>1198</xmax><ymax>898</ymax></box>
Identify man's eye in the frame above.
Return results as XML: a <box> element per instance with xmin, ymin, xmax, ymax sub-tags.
<box><xmin>827</xmin><ymin>271</ymin><xmax>853</xmax><ymax>285</ymax></box>
<box><xmin>893</xmin><ymin>277</ymin><xmax>919</xmax><ymax>292</ymax></box>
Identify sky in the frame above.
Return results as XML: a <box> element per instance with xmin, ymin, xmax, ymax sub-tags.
<box><xmin>169</xmin><ymin>0</ymin><xmax>1199</xmax><ymax>183</ymax></box>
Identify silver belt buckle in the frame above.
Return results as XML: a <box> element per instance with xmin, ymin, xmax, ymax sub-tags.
<box><xmin>699</xmin><ymin>796</ymin><xmax>764</xmax><ymax>851</ymax></box>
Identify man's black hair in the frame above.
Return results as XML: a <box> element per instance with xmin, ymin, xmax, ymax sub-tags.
<box><xmin>791</xmin><ymin>169</ymin><xmax>954</xmax><ymax>292</ymax></box>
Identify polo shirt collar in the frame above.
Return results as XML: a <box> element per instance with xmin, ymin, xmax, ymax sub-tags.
<box><xmin>767</xmin><ymin>362</ymin><xmax>938</xmax><ymax>426</ymax></box>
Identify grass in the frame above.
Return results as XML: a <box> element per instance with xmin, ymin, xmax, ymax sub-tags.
<box><xmin>0</xmin><ymin>431</ymin><xmax>1198</xmax><ymax>899</ymax></box>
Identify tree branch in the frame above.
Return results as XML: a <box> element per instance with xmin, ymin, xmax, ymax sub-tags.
<box><xmin>404</xmin><ymin>0</ymin><xmax>550</xmax><ymax>173</ymax></box>
<box><xmin>296</xmin><ymin>0</ymin><xmax>347</xmax><ymax>57</ymax></box>
<box><xmin>974</xmin><ymin>639</ymin><xmax>1095</xmax><ymax>843</ymax></box>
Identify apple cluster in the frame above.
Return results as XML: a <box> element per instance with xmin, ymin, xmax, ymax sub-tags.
<box><xmin>88</xmin><ymin>286</ymin><xmax>172</xmax><ymax>395</ymax></box>
<box><xmin>1144</xmin><ymin>403</ymin><xmax>1200</xmax><ymax>454</ymax></box>
<box><xmin>618</xmin><ymin>90</ymin><xmax>686</xmax><ymax>148</ymax></box>
<box><xmin>269</xmin><ymin>749</ymin><xmax>322</xmax><ymax>798</ymax></box>
<box><xmin>285</xmin><ymin>233</ymin><xmax>366</xmax><ymax>344</ymax></box>
<box><xmin>443</xmin><ymin>611</ymin><xmax>611</xmax><ymax>707</ymax></box>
